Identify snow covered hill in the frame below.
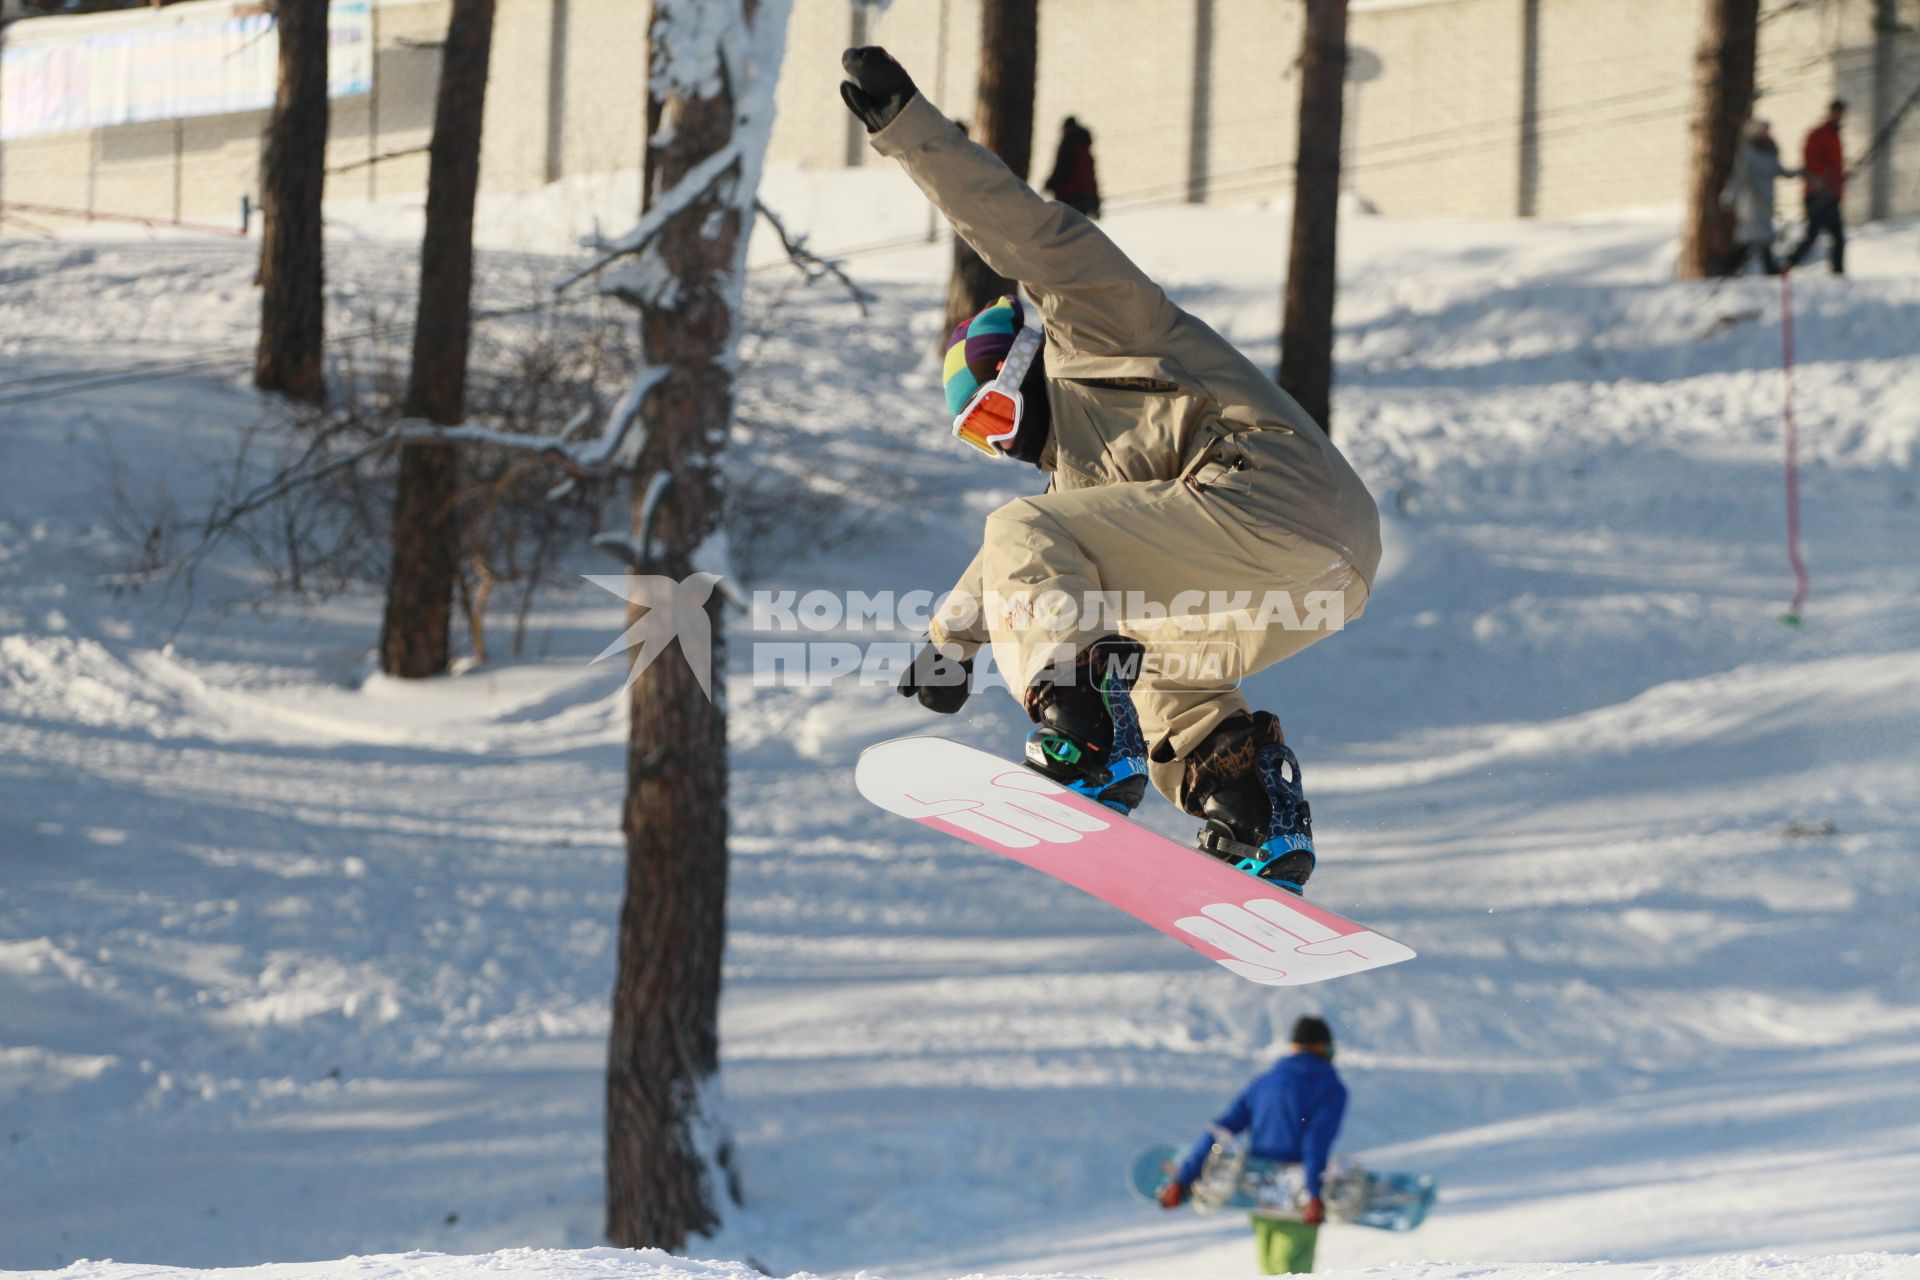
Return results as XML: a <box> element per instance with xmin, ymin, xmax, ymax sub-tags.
<box><xmin>2</xmin><ymin>172</ymin><xmax>1918</xmax><ymax>1280</ymax></box>
<box><xmin>26</xmin><ymin>1248</ymin><xmax>1920</xmax><ymax>1280</ymax></box>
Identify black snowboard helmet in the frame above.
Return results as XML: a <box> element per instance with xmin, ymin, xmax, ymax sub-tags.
<box><xmin>1290</xmin><ymin>1015</ymin><xmax>1334</xmax><ymax>1050</ymax></box>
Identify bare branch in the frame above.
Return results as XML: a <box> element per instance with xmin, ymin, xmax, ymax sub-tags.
<box><xmin>202</xmin><ymin>421</ymin><xmax>396</xmax><ymax>536</ymax></box>
<box><xmin>162</xmin><ymin>415</ymin><xmax>397</xmax><ymax>591</ymax></box>
<box><xmin>326</xmin><ymin>144</ymin><xmax>432</xmax><ymax>175</ymax></box>
<box><xmin>753</xmin><ymin>199</ymin><xmax>875</xmax><ymax>315</ymax></box>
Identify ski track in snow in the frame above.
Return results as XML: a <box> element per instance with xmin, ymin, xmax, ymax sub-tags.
<box><xmin>2</xmin><ymin>177</ymin><xmax>1918</xmax><ymax>1280</ymax></box>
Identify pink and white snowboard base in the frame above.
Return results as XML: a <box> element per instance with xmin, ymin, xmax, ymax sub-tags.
<box><xmin>855</xmin><ymin>736</ymin><xmax>1415</xmax><ymax>987</ymax></box>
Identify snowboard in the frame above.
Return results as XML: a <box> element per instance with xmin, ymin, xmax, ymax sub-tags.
<box><xmin>854</xmin><ymin>736</ymin><xmax>1414</xmax><ymax>987</ymax></box>
<box><xmin>1128</xmin><ymin>1139</ymin><xmax>1437</xmax><ymax>1231</ymax></box>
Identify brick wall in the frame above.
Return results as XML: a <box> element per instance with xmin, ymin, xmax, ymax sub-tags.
<box><xmin>1346</xmin><ymin>0</ymin><xmax>1526</xmax><ymax>218</ymax></box>
<box><xmin>554</xmin><ymin>0</ymin><xmax>647</xmax><ymax>180</ymax></box>
<box><xmin>3</xmin><ymin>0</ymin><xmax>1916</xmax><ymax>233</ymax></box>
<box><xmin>762</xmin><ymin>0</ymin><xmax>1919</xmax><ymax>226</ymax></box>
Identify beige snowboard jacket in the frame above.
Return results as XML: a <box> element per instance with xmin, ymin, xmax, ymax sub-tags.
<box><xmin>873</xmin><ymin>95</ymin><xmax>1381</xmax><ymax>591</ymax></box>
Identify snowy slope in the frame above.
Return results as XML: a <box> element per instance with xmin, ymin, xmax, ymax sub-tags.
<box><xmin>21</xmin><ymin>1248</ymin><xmax>1920</xmax><ymax>1280</ymax></box>
<box><xmin>2</xmin><ymin>173</ymin><xmax>1919</xmax><ymax>1280</ymax></box>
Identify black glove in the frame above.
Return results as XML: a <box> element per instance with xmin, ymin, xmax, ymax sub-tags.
<box><xmin>840</xmin><ymin>47</ymin><xmax>918</xmax><ymax>134</ymax></box>
<box><xmin>898</xmin><ymin>640</ymin><xmax>972</xmax><ymax>715</ymax></box>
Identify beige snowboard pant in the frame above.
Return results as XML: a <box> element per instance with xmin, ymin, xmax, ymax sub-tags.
<box><xmin>929</xmin><ymin>444</ymin><xmax>1370</xmax><ymax>807</ymax></box>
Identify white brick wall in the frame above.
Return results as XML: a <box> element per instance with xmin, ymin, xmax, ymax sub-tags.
<box><xmin>555</xmin><ymin>0</ymin><xmax>648</xmax><ymax>180</ymax></box>
<box><xmin>1345</xmin><ymin>0</ymin><xmax>1525</xmax><ymax>218</ymax></box>
<box><xmin>1028</xmin><ymin>0</ymin><xmax>1204</xmax><ymax>203</ymax></box>
<box><xmin>1195</xmin><ymin>0</ymin><xmax>1301</xmax><ymax>208</ymax></box>
<box><xmin>4</xmin><ymin>0</ymin><xmax>1916</xmax><ymax>231</ymax></box>
<box><xmin>762</xmin><ymin>0</ymin><xmax>1920</xmax><ymax>226</ymax></box>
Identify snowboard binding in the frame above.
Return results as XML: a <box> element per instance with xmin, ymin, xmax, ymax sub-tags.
<box><xmin>1023</xmin><ymin>638</ymin><xmax>1149</xmax><ymax>815</ymax></box>
<box><xmin>1181</xmin><ymin>712</ymin><xmax>1316</xmax><ymax>894</ymax></box>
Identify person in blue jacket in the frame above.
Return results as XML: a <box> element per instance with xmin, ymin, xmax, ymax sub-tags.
<box><xmin>1158</xmin><ymin>1015</ymin><xmax>1348</xmax><ymax>1274</ymax></box>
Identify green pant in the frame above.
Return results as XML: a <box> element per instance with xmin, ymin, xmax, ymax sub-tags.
<box><xmin>1251</xmin><ymin>1216</ymin><xmax>1318</xmax><ymax>1274</ymax></box>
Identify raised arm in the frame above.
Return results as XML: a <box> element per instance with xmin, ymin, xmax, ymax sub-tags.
<box><xmin>843</xmin><ymin>48</ymin><xmax>1173</xmax><ymax>356</ymax></box>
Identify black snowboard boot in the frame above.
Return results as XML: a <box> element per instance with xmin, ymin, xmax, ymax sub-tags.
<box><xmin>1023</xmin><ymin>638</ymin><xmax>1148</xmax><ymax>815</ymax></box>
<box><xmin>1179</xmin><ymin>711</ymin><xmax>1316</xmax><ymax>893</ymax></box>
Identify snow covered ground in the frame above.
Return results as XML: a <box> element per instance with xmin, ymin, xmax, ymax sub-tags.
<box><xmin>27</xmin><ymin>1249</ymin><xmax>1920</xmax><ymax>1280</ymax></box>
<box><xmin>2</xmin><ymin>165</ymin><xmax>1919</xmax><ymax>1280</ymax></box>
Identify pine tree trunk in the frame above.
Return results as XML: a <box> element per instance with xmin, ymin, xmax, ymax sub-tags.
<box><xmin>604</xmin><ymin>0</ymin><xmax>773</xmax><ymax>1251</ymax></box>
<box><xmin>1677</xmin><ymin>0</ymin><xmax>1759</xmax><ymax>279</ymax></box>
<box><xmin>253</xmin><ymin>0</ymin><xmax>329</xmax><ymax>404</ymax></box>
<box><xmin>380</xmin><ymin>0</ymin><xmax>498</xmax><ymax>678</ymax></box>
<box><xmin>1278</xmin><ymin>0</ymin><xmax>1348</xmax><ymax>436</ymax></box>
<box><xmin>942</xmin><ymin>0</ymin><xmax>1037</xmax><ymax>337</ymax></box>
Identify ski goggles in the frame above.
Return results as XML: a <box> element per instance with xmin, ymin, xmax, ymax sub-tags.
<box><xmin>951</xmin><ymin>322</ymin><xmax>1043</xmax><ymax>458</ymax></box>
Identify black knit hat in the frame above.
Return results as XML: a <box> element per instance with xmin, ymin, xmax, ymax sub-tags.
<box><xmin>1290</xmin><ymin>1015</ymin><xmax>1333</xmax><ymax>1048</ymax></box>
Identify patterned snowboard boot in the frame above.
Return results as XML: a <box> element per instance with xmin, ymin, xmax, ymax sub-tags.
<box><xmin>1180</xmin><ymin>711</ymin><xmax>1316</xmax><ymax>893</ymax></box>
<box><xmin>1023</xmin><ymin>638</ymin><xmax>1149</xmax><ymax>815</ymax></box>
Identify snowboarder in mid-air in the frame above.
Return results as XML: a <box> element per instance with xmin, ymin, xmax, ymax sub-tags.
<box><xmin>1160</xmin><ymin>1016</ymin><xmax>1348</xmax><ymax>1274</ymax></box>
<box><xmin>841</xmin><ymin>48</ymin><xmax>1380</xmax><ymax>894</ymax></box>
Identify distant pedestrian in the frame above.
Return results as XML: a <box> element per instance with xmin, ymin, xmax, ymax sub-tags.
<box><xmin>1786</xmin><ymin>100</ymin><xmax>1847</xmax><ymax>274</ymax></box>
<box><xmin>1159</xmin><ymin>1016</ymin><xmax>1348</xmax><ymax>1274</ymax></box>
<box><xmin>1043</xmin><ymin>116</ymin><xmax>1102</xmax><ymax>219</ymax></box>
<box><xmin>1722</xmin><ymin>118</ymin><xmax>1797</xmax><ymax>275</ymax></box>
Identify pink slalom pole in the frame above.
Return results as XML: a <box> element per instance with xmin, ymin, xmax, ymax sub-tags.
<box><xmin>1780</xmin><ymin>270</ymin><xmax>1811</xmax><ymax>623</ymax></box>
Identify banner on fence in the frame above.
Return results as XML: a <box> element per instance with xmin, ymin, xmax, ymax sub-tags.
<box><xmin>1</xmin><ymin>0</ymin><xmax>372</xmax><ymax>141</ymax></box>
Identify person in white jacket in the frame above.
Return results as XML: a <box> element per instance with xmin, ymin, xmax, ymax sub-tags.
<box><xmin>1722</xmin><ymin>119</ymin><xmax>1799</xmax><ymax>276</ymax></box>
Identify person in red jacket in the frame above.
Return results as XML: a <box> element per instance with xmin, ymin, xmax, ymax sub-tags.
<box><xmin>1787</xmin><ymin>100</ymin><xmax>1847</xmax><ymax>275</ymax></box>
<box><xmin>1043</xmin><ymin>116</ymin><xmax>1103</xmax><ymax>219</ymax></box>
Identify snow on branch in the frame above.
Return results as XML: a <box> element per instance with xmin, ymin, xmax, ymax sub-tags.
<box><xmin>397</xmin><ymin>362</ymin><xmax>666</xmax><ymax>477</ymax></box>
<box><xmin>590</xmin><ymin>469</ymin><xmax>675</xmax><ymax>569</ymax></box>
<box><xmin>754</xmin><ymin>199</ymin><xmax>874</xmax><ymax>315</ymax></box>
<box><xmin>556</xmin><ymin>142</ymin><xmax>744</xmax><ymax>293</ymax></box>
<box><xmin>397</xmin><ymin>418</ymin><xmax>581</xmax><ymax>466</ymax></box>
<box><xmin>637</xmin><ymin>469</ymin><xmax>674</xmax><ymax>551</ymax></box>
<box><xmin>571</xmin><ymin>366</ymin><xmax>670</xmax><ymax>472</ymax></box>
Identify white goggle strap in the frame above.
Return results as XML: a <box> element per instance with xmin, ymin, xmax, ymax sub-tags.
<box><xmin>993</xmin><ymin>322</ymin><xmax>1043</xmax><ymax>394</ymax></box>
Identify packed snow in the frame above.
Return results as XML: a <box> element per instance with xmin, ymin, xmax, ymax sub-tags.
<box><xmin>24</xmin><ymin>1249</ymin><xmax>1920</xmax><ymax>1280</ymax></box>
<box><xmin>2</xmin><ymin>159</ymin><xmax>1918</xmax><ymax>1280</ymax></box>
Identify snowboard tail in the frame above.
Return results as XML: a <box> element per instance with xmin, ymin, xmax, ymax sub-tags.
<box><xmin>855</xmin><ymin>736</ymin><xmax>1414</xmax><ymax>987</ymax></box>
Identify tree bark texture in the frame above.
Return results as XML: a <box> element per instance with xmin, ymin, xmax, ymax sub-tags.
<box><xmin>604</xmin><ymin>0</ymin><xmax>755</xmax><ymax>1253</ymax></box>
<box><xmin>253</xmin><ymin>0</ymin><xmax>329</xmax><ymax>404</ymax></box>
<box><xmin>1278</xmin><ymin>0</ymin><xmax>1348</xmax><ymax>436</ymax></box>
<box><xmin>943</xmin><ymin>0</ymin><xmax>1037</xmax><ymax>337</ymax></box>
<box><xmin>380</xmin><ymin>0</ymin><xmax>498</xmax><ymax>678</ymax></box>
<box><xmin>1677</xmin><ymin>0</ymin><xmax>1759</xmax><ymax>279</ymax></box>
